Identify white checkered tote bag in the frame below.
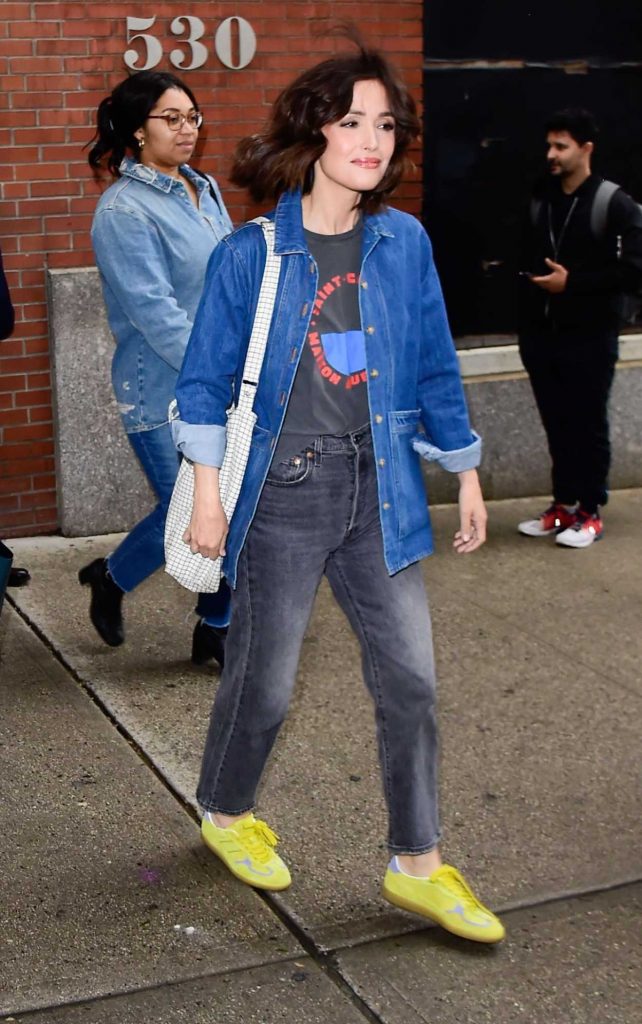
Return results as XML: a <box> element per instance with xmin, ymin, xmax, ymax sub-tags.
<box><xmin>164</xmin><ymin>219</ymin><xmax>280</xmax><ymax>592</ymax></box>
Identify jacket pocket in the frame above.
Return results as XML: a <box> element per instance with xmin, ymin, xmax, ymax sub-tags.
<box><xmin>388</xmin><ymin>409</ymin><xmax>429</xmax><ymax>539</ymax></box>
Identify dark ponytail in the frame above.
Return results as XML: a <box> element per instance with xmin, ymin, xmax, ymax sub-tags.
<box><xmin>88</xmin><ymin>95</ymin><xmax>128</xmax><ymax>176</ymax></box>
<box><xmin>87</xmin><ymin>70</ymin><xmax>200</xmax><ymax>178</ymax></box>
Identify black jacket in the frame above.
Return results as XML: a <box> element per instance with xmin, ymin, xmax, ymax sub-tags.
<box><xmin>0</xmin><ymin>248</ymin><xmax>14</xmax><ymax>341</ymax></box>
<box><xmin>519</xmin><ymin>173</ymin><xmax>642</xmax><ymax>334</ymax></box>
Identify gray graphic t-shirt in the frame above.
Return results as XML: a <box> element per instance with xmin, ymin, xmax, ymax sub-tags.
<box><xmin>274</xmin><ymin>221</ymin><xmax>369</xmax><ymax>462</ymax></box>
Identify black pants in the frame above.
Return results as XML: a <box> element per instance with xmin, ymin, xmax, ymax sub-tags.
<box><xmin>519</xmin><ymin>329</ymin><xmax>618</xmax><ymax>513</ymax></box>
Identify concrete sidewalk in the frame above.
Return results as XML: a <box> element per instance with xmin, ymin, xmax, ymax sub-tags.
<box><xmin>1</xmin><ymin>491</ymin><xmax>641</xmax><ymax>1022</ymax></box>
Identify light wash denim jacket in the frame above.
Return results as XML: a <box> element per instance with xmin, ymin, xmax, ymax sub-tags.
<box><xmin>91</xmin><ymin>157</ymin><xmax>233</xmax><ymax>433</ymax></box>
<box><xmin>174</xmin><ymin>189</ymin><xmax>481</xmax><ymax>585</ymax></box>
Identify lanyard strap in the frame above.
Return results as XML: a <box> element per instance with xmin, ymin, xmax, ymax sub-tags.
<box><xmin>547</xmin><ymin>196</ymin><xmax>578</xmax><ymax>260</ymax></box>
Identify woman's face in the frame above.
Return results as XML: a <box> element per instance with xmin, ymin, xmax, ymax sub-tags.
<box><xmin>316</xmin><ymin>79</ymin><xmax>396</xmax><ymax>199</ymax></box>
<box><xmin>134</xmin><ymin>87</ymin><xmax>200</xmax><ymax>175</ymax></box>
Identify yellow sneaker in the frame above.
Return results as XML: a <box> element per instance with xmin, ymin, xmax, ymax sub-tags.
<box><xmin>201</xmin><ymin>812</ymin><xmax>291</xmax><ymax>891</ymax></box>
<box><xmin>382</xmin><ymin>860</ymin><xmax>505</xmax><ymax>943</ymax></box>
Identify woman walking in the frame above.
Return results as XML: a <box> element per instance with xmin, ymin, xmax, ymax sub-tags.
<box><xmin>81</xmin><ymin>71</ymin><xmax>232</xmax><ymax>667</ymax></box>
<box><xmin>173</xmin><ymin>38</ymin><xmax>504</xmax><ymax>942</ymax></box>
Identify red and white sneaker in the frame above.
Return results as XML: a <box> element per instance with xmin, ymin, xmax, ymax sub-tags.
<box><xmin>518</xmin><ymin>502</ymin><xmax>578</xmax><ymax>537</ymax></box>
<box><xmin>556</xmin><ymin>509</ymin><xmax>603</xmax><ymax>548</ymax></box>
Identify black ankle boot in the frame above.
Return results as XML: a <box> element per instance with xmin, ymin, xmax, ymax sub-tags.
<box><xmin>8</xmin><ymin>567</ymin><xmax>30</xmax><ymax>587</ymax></box>
<box><xmin>78</xmin><ymin>558</ymin><xmax>124</xmax><ymax>647</ymax></box>
<box><xmin>191</xmin><ymin>620</ymin><xmax>226</xmax><ymax>668</ymax></box>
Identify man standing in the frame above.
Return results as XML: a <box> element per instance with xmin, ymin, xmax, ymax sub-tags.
<box><xmin>518</xmin><ymin>109</ymin><xmax>642</xmax><ymax>547</ymax></box>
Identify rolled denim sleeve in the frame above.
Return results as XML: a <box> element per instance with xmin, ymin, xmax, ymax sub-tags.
<box><xmin>412</xmin><ymin>431</ymin><xmax>482</xmax><ymax>472</ymax></box>
<box><xmin>92</xmin><ymin>207</ymin><xmax>193</xmax><ymax>372</ymax></box>
<box><xmin>171</xmin><ymin>417</ymin><xmax>227</xmax><ymax>468</ymax></box>
<box><xmin>416</xmin><ymin>227</ymin><xmax>482</xmax><ymax>470</ymax></box>
<box><xmin>175</xmin><ymin>235</ymin><xmax>253</xmax><ymax>461</ymax></box>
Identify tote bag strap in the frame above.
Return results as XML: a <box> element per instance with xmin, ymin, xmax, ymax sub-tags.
<box><xmin>167</xmin><ymin>218</ymin><xmax>279</xmax><ymax>430</ymax></box>
<box><xmin>235</xmin><ymin>218</ymin><xmax>280</xmax><ymax>413</ymax></box>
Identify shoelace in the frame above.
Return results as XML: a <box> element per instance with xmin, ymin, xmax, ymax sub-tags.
<box><xmin>237</xmin><ymin>818</ymin><xmax>279</xmax><ymax>863</ymax></box>
<box><xmin>542</xmin><ymin>502</ymin><xmax>569</xmax><ymax>524</ymax></box>
<box><xmin>435</xmin><ymin>866</ymin><xmax>485</xmax><ymax>911</ymax></box>
<box><xmin>546</xmin><ymin>502</ymin><xmax>575</xmax><ymax>519</ymax></box>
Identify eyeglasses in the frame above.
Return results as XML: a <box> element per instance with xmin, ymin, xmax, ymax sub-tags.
<box><xmin>147</xmin><ymin>111</ymin><xmax>203</xmax><ymax>131</ymax></box>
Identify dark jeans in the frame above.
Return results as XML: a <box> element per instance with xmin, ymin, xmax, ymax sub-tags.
<box><xmin>197</xmin><ymin>426</ymin><xmax>441</xmax><ymax>854</ymax></box>
<box><xmin>108</xmin><ymin>422</ymin><xmax>230</xmax><ymax>628</ymax></box>
<box><xmin>519</xmin><ymin>329</ymin><xmax>618</xmax><ymax>513</ymax></box>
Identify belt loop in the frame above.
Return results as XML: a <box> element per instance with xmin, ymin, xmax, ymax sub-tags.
<box><xmin>314</xmin><ymin>435</ymin><xmax>322</xmax><ymax>467</ymax></box>
<box><xmin>353</xmin><ymin>422</ymin><xmax>370</xmax><ymax>448</ymax></box>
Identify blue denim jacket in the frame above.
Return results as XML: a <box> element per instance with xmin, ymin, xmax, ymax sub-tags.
<box><xmin>92</xmin><ymin>157</ymin><xmax>233</xmax><ymax>433</ymax></box>
<box><xmin>174</xmin><ymin>190</ymin><xmax>481</xmax><ymax>584</ymax></box>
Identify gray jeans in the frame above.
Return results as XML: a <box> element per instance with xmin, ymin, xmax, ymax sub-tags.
<box><xmin>197</xmin><ymin>425</ymin><xmax>441</xmax><ymax>853</ymax></box>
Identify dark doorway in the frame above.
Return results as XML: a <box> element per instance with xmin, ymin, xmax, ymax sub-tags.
<box><xmin>423</xmin><ymin>2</ymin><xmax>642</xmax><ymax>339</ymax></box>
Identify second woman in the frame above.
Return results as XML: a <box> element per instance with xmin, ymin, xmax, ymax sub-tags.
<box><xmin>81</xmin><ymin>71</ymin><xmax>233</xmax><ymax>667</ymax></box>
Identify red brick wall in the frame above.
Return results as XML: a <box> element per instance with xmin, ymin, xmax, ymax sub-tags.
<box><xmin>0</xmin><ymin>1</ymin><xmax>423</xmax><ymax>536</ymax></box>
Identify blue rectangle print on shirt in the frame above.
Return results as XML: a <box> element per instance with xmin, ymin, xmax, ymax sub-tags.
<box><xmin>319</xmin><ymin>329</ymin><xmax>366</xmax><ymax>377</ymax></box>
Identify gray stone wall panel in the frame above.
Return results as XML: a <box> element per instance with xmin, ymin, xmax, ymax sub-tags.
<box><xmin>425</xmin><ymin>367</ymin><xmax>642</xmax><ymax>503</ymax></box>
<box><xmin>48</xmin><ymin>267</ymin><xmax>154</xmax><ymax>537</ymax></box>
<box><xmin>48</xmin><ymin>268</ymin><xmax>642</xmax><ymax>533</ymax></box>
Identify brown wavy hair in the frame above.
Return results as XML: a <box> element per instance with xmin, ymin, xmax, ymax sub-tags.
<box><xmin>231</xmin><ymin>30</ymin><xmax>420</xmax><ymax>214</ymax></box>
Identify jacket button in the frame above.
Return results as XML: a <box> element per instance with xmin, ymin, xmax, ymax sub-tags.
<box><xmin>360</xmin><ymin>280</ymin><xmax>368</xmax><ymax>289</ymax></box>
<box><xmin>370</xmin><ymin>368</ymin><xmax>379</xmax><ymax>378</ymax></box>
<box><xmin>378</xmin><ymin>458</ymin><xmax>385</xmax><ymax>466</ymax></box>
<box><xmin>382</xmin><ymin>502</ymin><xmax>391</xmax><ymax>510</ymax></box>
<box><xmin>366</xmin><ymin>325</ymin><xmax>375</xmax><ymax>334</ymax></box>
<box><xmin>375</xmin><ymin>414</ymin><xmax>383</xmax><ymax>423</ymax></box>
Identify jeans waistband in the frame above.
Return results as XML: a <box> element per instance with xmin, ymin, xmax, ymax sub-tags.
<box><xmin>312</xmin><ymin>423</ymin><xmax>372</xmax><ymax>457</ymax></box>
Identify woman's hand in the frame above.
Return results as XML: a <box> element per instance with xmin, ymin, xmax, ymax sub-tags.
<box><xmin>182</xmin><ymin>464</ymin><xmax>229</xmax><ymax>559</ymax></box>
<box><xmin>453</xmin><ymin>468</ymin><xmax>487</xmax><ymax>554</ymax></box>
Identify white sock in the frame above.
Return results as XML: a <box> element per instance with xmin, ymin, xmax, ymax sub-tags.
<box><xmin>392</xmin><ymin>855</ymin><xmax>432</xmax><ymax>879</ymax></box>
<box><xmin>206</xmin><ymin>811</ymin><xmax>232</xmax><ymax>828</ymax></box>
<box><xmin>206</xmin><ymin>811</ymin><xmax>249</xmax><ymax>828</ymax></box>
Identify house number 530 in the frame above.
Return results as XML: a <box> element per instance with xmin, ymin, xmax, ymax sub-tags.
<box><xmin>124</xmin><ymin>15</ymin><xmax>257</xmax><ymax>71</ymax></box>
